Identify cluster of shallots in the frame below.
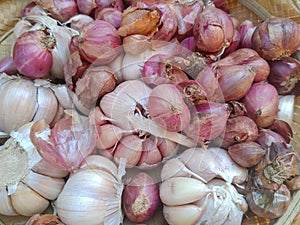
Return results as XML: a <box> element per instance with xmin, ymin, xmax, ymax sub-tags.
<box><xmin>0</xmin><ymin>0</ymin><xmax>300</xmax><ymax>225</ymax></box>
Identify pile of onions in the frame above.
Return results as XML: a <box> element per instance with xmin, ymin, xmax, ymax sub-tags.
<box><xmin>0</xmin><ymin>1</ymin><xmax>300</xmax><ymax>225</ymax></box>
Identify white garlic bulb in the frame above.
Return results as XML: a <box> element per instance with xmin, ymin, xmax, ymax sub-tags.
<box><xmin>0</xmin><ymin>74</ymin><xmax>60</xmax><ymax>134</ymax></box>
<box><xmin>0</xmin><ymin>122</ymin><xmax>67</xmax><ymax>217</ymax></box>
<box><xmin>55</xmin><ymin>155</ymin><xmax>125</xmax><ymax>225</ymax></box>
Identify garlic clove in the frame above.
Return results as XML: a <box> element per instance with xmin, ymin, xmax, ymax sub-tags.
<box><xmin>33</xmin><ymin>85</ymin><xmax>58</xmax><ymax>124</ymax></box>
<box><xmin>22</xmin><ymin>170</ymin><xmax>65</xmax><ymax>200</ymax></box>
<box><xmin>163</xmin><ymin>204</ymin><xmax>205</xmax><ymax>225</ymax></box>
<box><xmin>159</xmin><ymin>177</ymin><xmax>210</xmax><ymax>206</ymax></box>
<box><xmin>0</xmin><ymin>186</ymin><xmax>18</xmax><ymax>216</ymax></box>
<box><xmin>0</xmin><ymin>77</ymin><xmax>38</xmax><ymax>133</ymax></box>
<box><xmin>160</xmin><ymin>158</ymin><xmax>191</xmax><ymax>181</ymax></box>
<box><xmin>11</xmin><ymin>182</ymin><xmax>49</xmax><ymax>216</ymax></box>
<box><xmin>32</xmin><ymin>159</ymin><xmax>68</xmax><ymax>178</ymax></box>
<box><xmin>113</xmin><ymin>134</ymin><xmax>143</xmax><ymax>168</ymax></box>
<box><xmin>49</xmin><ymin>84</ymin><xmax>74</xmax><ymax>110</ymax></box>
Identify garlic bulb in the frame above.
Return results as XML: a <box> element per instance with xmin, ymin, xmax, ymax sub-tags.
<box><xmin>0</xmin><ymin>122</ymin><xmax>67</xmax><ymax>217</ymax></box>
<box><xmin>55</xmin><ymin>155</ymin><xmax>125</xmax><ymax>225</ymax></box>
<box><xmin>159</xmin><ymin>147</ymin><xmax>248</xmax><ymax>225</ymax></box>
<box><xmin>0</xmin><ymin>74</ymin><xmax>60</xmax><ymax>134</ymax></box>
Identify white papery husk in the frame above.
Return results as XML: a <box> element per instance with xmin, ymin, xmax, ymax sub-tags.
<box><xmin>54</xmin><ymin>155</ymin><xmax>125</xmax><ymax>225</ymax></box>
<box><xmin>0</xmin><ymin>73</ymin><xmax>61</xmax><ymax>134</ymax></box>
<box><xmin>0</xmin><ymin>122</ymin><xmax>67</xmax><ymax>216</ymax></box>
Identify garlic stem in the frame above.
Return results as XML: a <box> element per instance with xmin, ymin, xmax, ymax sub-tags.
<box><xmin>238</xmin><ymin>0</ymin><xmax>272</xmax><ymax>21</ymax></box>
<box><xmin>130</xmin><ymin>116</ymin><xmax>197</xmax><ymax>147</ymax></box>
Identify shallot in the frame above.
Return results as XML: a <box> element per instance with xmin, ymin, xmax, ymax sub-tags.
<box><xmin>251</xmin><ymin>16</ymin><xmax>300</xmax><ymax>60</ymax></box>
<box><xmin>13</xmin><ymin>30</ymin><xmax>55</xmax><ymax>78</ymax></box>
<box><xmin>122</xmin><ymin>172</ymin><xmax>160</xmax><ymax>223</ymax></box>
<box><xmin>242</xmin><ymin>81</ymin><xmax>279</xmax><ymax>128</ymax></box>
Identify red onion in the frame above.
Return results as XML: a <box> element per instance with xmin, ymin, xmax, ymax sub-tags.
<box><xmin>142</xmin><ymin>54</ymin><xmax>189</xmax><ymax>86</ymax></box>
<box><xmin>184</xmin><ymin>101</ymin><xmax>230</xmax><ymax>145</ymax></box>
<box><xmin>222</xmin><ymin>29</ymin><xmax>240</xmax><ymax>58</ymax></box>
<box><xmin>13</xmin><ymin>30</ymin><xmax>54</xmax><ymax>78</ymax></box>
<box><xmin>122</xmin><ymin>172</ymin><xmax>160</xmax><ymax>223</ymax></box>
<box><xmin>214</xmin><ymin>48</ymin><xmax>270</xmax><ymax>83</ymax></box>
<box><xmin>22</xmin><ymin>2</ymin><xmax>38</xmax><ymax>16</ymax></box>
<box><xmin>269</xmin><ymin>119</ymin><xmax>293</xmax><ymax>143</ymax></box>
<box><xmin>267</xmin><ymin>57</ymin><xmax>300</xmax><ymax>95</ymax></box>
<box><xmin>251</xmin><ymin>16</ymin><xmax>300</xmax><ymax>60</ymax></box>
<box><xmin>238</xmin><ymin>20</ymin><xmax>255</xmax><ymax>49</ymax></box>
<box><xmin>78</xmin><ymin>20</ymin><xmax>122</xmax><ymax>64</ymax></box>
<box><xmin>242</xmin><ymin>82</ymin><xmax>279</xmax><ymax>128</ymax></box>
<box><xmin>94</xmin><ymin>7</ymin><xmax>122</xmax><ymax>29</ymax></box>
<box><xmin>0</xmin><ymin>56</ymin><xmax>18</xmax><ymax>75</ymax></box>
<box><xmin>148</xmin><ymin>84</ymin><xmax>191</xmax><ymax>132</ymax></box>
<box><xmin>193</xmin><ymin>5</ymin><xmax>234</xmax><ymax>53</ymax></box>
<box><xmin>34</xmin><ymin>0</ymin><xmax>78</xmax><ymax>22</ymax></box>
<box><xmin>195</xmin><ymin>65</ymin><xmax>222</xmax><ymax>101</ymax></box>
<box><xmin>217</xmin><ymin>64</ymin><xmax>256</xmax><ymax>101</ymax></box>
<box><xmin>215</xmin><ymin>115</ymin><xmax>258</xmax><ymax>148</ymax></box>
<box><xmin>228</xmin><ymin>141</ymin><xmax>265</xmax><ymax>168</ymax></box>
<box><xmin>256</xmin><ymin>128</ymin><xmax>287</xmax><ymax>149</ymax></box>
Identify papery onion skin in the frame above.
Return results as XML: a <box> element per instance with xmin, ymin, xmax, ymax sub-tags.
<box><xmin>184</xmin><ymin>101</ymin><xmax>230</xmax><ymax>145</ymax></box>
<box><xmin>269</xmin><ymin>119</ymin><xmax>293</xmax><ymax>144</ymax></box>
<box><xmin>117</xmin><ymin>7</ymin><xmax>161</xmax><ymax>37</ymax></box>
<box><xmin>242</xmin><ymin>82</ymin><xmax>279</xmax><ymax>128</ymax></box>
<box><xmin>246</xmin><ymin>174</ymin><xmax>291</xmax><ymax>219</ymax></box>
<box><xmin>78</xmin><ymin>20</ymin><xmax>122</xmax><ymax>64</ymax></box>
<box><xmin>193</xmin><ymin>5</ymin><xmax>234</xmax><ymax>53</ymax></box>
<box><xmin>150</xmin><ymin>3</ymin><xmax>177</xmax><ymax>41</ymax></box>
<box><xmin>148</xmin><ymin>83</ymin><xmax>191</xmax><ymax>132</ymax></box>
<box><xmin>142</xmin><ymin>54</ymin><xmax>189</xmax><ymax>86</ymax></box>
<box><xmin>267</xmin><ymin>57</ymin><xmax>300</xmax><ymax>95</ymax></box>
<box><xmin>256</xmin><ymin>128</ymin><xmax>287</xmax><ymax>149</ymax></box>
<box><xmin>13</xmin><ymin>30</ymin><xmax>54</xmax><ymax>78</ymax></box>
<box><xmin>251</xmin><ymin>16</ymin><xmax>300</xmax><ymax>60</ymax></box>
<box><xmin>122</xmin><ymin>172</ymin><xmax>160</xmax><ymax>223</ymax></box>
